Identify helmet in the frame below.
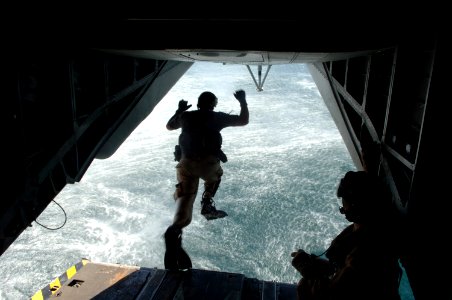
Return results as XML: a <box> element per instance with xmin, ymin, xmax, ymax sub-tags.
<box><xmin>337</xmin><ymin>171</ymin><xmax>390</xmax><ymax>222</ymax></box>
<box><xmin>197</xmin><ymin>91</ymin><xmax>218</xmax><ymax>110</ymax></box>
<box><xmin>337</xmin><ymin>171</ymin><xmax>377</xmax><ymax>203</ymax></box>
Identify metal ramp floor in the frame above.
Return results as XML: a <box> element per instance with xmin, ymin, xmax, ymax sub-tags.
<box><xmin>32</xmin><ymin>260</ymin><xmax>298</xmax><ymax>300</ymax></box>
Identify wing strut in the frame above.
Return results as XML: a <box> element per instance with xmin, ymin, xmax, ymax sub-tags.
<box><xmin>246</xmin><ymin>65</ymin><xmax>272</xmax><ymax>92</ymax></box>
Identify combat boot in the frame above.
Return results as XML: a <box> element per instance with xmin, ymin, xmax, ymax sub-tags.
<box><xmin>201</xmin><ymin>197</ymin><xmax>228</xmax><ymax>220</ymax></box>
<box><xmin>164</xmin><ymin>225</ymin><xmax>192</xmax><ymax>270</ymax></box>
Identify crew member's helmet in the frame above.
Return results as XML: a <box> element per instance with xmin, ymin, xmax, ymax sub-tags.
<box><xmin>197</xmin><ymin>91</ymin><xmax>218</xmax><ymax>110</ymax></box>
<box><xmin>336</xmin><ymin>171</ymin><xmax>390</xmax><ymax>222</ymax></box>
<box><xmin>337</xmin><ymin>171</ymin><xmax>378</xmax><ymax>203</ymax></box>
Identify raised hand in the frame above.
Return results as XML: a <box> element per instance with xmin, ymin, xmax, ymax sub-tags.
<box><xmin>178</xmin><ymin>99</ymin><xmax>192</xmax><ymax>112</ymax></box>
<box><xmin>233</xmin><ymin>89</ymin><xmax>246</xmax><ymax>104</ymax></box>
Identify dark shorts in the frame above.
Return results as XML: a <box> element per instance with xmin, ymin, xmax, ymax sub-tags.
<box><xmin>173</xmin><ymin>155</ymin><xmax>223</xmax><ymax>200</ymax></box>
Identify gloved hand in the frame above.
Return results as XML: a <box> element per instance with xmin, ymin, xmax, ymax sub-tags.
<box><xmin>177</xmin><ymin>99</ymin><xmax>192</xmax><ymax>112</ymax></box>
<box><xmin>291</xmin><ymin>249</ymin><xmax>312</xmax><ymax>274</ymax></box>
<box><xmin>233</xmin><ymin>89</ymin><xmax>247</xmax><ymax>105</ymax></box>
<box><xmin>291</xmin><ymin>249</ymin><xmax>332</xmax><ymax>279</ymax></box>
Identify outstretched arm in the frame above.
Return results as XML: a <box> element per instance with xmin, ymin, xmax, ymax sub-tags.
<box><xmin>166</xmin><ymin>100</ymin><xmax>192</xmax><ymax>130</ymax></box>
<box><xmin>233</xmin><ymin>89</ymin><xmax>249</xmax><ymax>126</ymax></box>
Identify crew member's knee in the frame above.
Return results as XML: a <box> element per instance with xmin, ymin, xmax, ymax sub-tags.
<box><xmin>173</xmin><ymin>195</ymin><xmax>196</xmax><ymax>228</ymax></box>
<box><xmin>174</xmin><ymin>206</ymin><xmax>192</xmax><ymax>227</ymax></box>
<box><xmin>174</xmin><ymin>182</ymin><xmax>198</xmax><ymax>201</ymax></box>
<box><xmin>173</xmin><ymin>214</ymin><xmax>192</xmax><ymax>228</ymax></box>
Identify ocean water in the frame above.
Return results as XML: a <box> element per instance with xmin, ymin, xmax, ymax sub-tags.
<box><xmin>0</xmin><ymin>62</ymin><xmax>413</xmax><ymax>299</ymax></box>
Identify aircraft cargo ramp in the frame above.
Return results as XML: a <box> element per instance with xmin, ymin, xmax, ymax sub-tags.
<box><xmin>31</xmin><ymin>259</ymin><xmax>297</xmax><ymax>300</ymax></box>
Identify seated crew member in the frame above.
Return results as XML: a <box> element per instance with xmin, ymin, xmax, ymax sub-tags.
<box><xmin>291</xmin><ymin>171</ymin><xmax>402</xmax><ymax>300</ymax></box>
